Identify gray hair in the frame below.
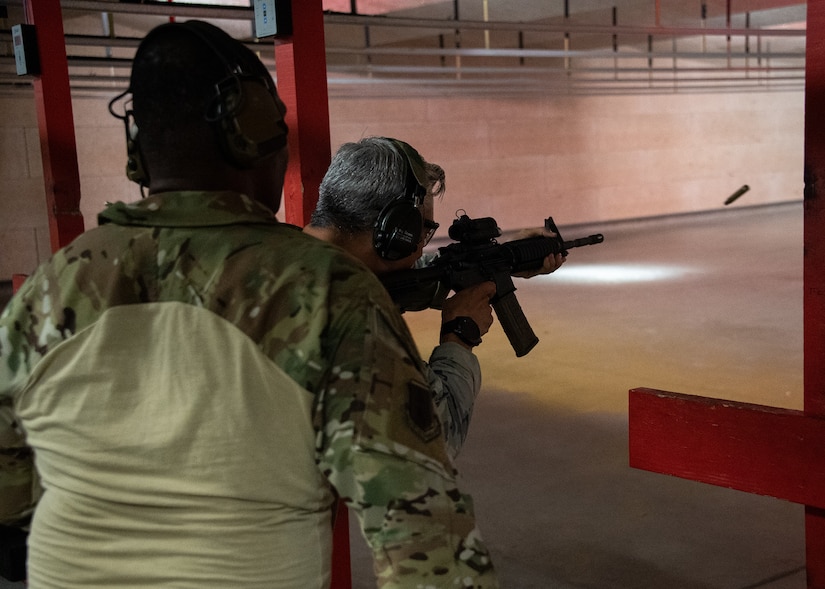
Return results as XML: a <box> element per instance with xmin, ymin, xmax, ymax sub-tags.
<box><xmin>311</xmin><ymin>137</ymin><xmax>445</xmax><ymax>233</ymax></box>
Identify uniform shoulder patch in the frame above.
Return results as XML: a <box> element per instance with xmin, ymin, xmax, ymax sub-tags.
<box><xmin>405</xmin><ymin>380</ymin><xmax>441</xmax><ymax>442</ymax></box>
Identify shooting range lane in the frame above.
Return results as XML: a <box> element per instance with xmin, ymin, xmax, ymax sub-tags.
<box><xmin>349</xmin><ymin>201</ymin><xmax>804</xmax><ymax>589</ymax></box>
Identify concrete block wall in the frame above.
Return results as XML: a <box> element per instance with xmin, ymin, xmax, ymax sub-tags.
<box><xmin>72</xmin><ymin>97</ymin><xmax>137</xmax><ymax>224</ymax></box>
<box><xmin>330</xmin><ymin>90</ymin><xmax>804</xmax><ymax>231</ymax></box>
<box><xmin>0</xmin><ymin>87</ymin><xmax>804</xmax><ymax>281</ymax></box>
<box><xmin>0</xmin><ymin>94</ymin><xmax>136</xmax><ymax>280</ymax></box>
<box><xmin>0</xmin><ymin>97</ymin><xmax>50</xmax><ymax>281</ymax></box>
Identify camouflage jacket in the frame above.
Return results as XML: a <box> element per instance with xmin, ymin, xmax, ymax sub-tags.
<box><xmin>0</xmin><ymin>191</ymin><xmax>499</xmax><ymax>588</ymax></box>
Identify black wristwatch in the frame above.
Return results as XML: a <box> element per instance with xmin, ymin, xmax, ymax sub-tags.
<box><xmin>440</xmin><ymin>316</ymin><xmax>482</xmax><ymax>348</ymax></box>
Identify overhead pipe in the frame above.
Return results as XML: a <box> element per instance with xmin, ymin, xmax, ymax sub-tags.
<box><xmin>322</xmin><ymin>13</ymin><xmax>804</xmax><ymax>39</ymax></box>
<box><xmin>726</xmin><ymin>0</ymin><xmax>732</xmax><ymax>68</ymax></box>
<box><xmin>701</xmin><ymin>1</ymin><xmax>707</xmax><ymax>52</ymax></box>
<box><xmin>323</xmin><ymin>46</ymin><xmax>802</xmax><ymax>61</ymax></box>
<box><xmin>0</xmin><ymin>35</ymin><xmax>804</xmax><ymax>66</ymax></box>
<box><xmin>2</xmin><ymin>71</ymin><xmax>802</xmax><ymax>98</ymax></box>
<box><xmin>746</xmin><ymin>11</ymin><xmax>751</xmax><ymax>78</ymax></box>
<box><xmin>0</xmin><ymin>1</ymin><xmax>807</xmax><ymax>98</ymax></box>
<box><xmin>482</xmin><ymin>0</ymin><xmax>490</xmax><ymax>49</ymax></box>
<box><xmin>453</xmin><ymin>0</ymin><xmax>461</xmax><ymax>79</ymax></box>
<box><xmin>564</xmin><ymin>0</ymin><xmax>570</xmax><ymax>74</ymax></box>
<box><xmin>612</xmin><ymin>6</ymin><xmax>618</xmax><ymax>79</ymax></box>
<box><xmin>13</xmin><ymin>1</ymin><xmax>803</xmax><ymax>39</ymax></box>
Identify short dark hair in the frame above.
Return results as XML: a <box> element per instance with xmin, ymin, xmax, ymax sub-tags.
<box><xmin>311</xmin><ymin>137</ymin><xmax>445</xmax><ymax>233</ymax></box>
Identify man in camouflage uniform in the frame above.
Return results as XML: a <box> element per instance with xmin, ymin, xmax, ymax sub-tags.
<box><xmin>305</xmin><ymin>137</ymin><xmax>565</xmax><ymax>459</ymax></box>
<box><xmin>305</xmin><ymin>138</ymin><xmax>495</xmax><ymax>459</ymax></box>
<box><xmin>0</xmin><ymin>21</ymin><xmax>499</xmax><ymax>589</ymax></box>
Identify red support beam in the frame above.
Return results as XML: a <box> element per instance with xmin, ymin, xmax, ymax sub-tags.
<box><xmin>803</xmin><ymin>0</ymin><xmax>825</xmax><ymax>434</ymax></box>
<box><xmin>274</xmin><ymin>0</ymin><xmax>332</xmax><ymax>227</ymax></box>
<box><xmin>629</xmin><ymin>388</ymin><xmax>825</xmax><ymax>509</ymax></box>
<box><xmin>11</xmin><ymin>275</ymin><xmax>27</xmax><ymax>294</ymax></box>
<box><xmin>802</xmin><ymin>2</ymin><xmax>825</xmax><ymax>584</ymax></box>
<box><xmin>330</xmin><ymin>497</ymin><xmax>352</xmax><ymax>589</ymax></box>
<box><xmin>25</xmin><ymin>0</ymin><xmax>84</xmax><ymax>252</ymax></box>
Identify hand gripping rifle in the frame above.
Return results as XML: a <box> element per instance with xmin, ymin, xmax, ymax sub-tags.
<box><xmin>380</xmin><ymin>214</ymin><xmax>604</xmax><ymax>357</ymax></box>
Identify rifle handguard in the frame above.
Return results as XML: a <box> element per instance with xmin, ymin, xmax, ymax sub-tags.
<box><xmin>380</xmin><ymin>213</ymin><xmax>604</xmax><ymax>358</ymax></box>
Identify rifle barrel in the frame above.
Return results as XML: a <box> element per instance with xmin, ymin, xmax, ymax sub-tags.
<box><xmin>563</xmin><ymin>233</ymin><xmax>604</xmax><ymax>251</ymax></box>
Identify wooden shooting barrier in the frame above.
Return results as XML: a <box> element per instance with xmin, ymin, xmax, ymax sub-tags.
<box><xmin>628</xmin><ymin>2</ymin><xmax>825</xmax><ymax>587</ymax></box>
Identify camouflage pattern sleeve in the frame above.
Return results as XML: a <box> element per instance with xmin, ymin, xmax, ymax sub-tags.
<box><xmin>314</xmin><ymin>282</ymin><xmax>499</xmax><ymax>588</ymax></box>
<box><xmin>0</xmin><ymin>236</ymin><xmax>114</xmax><ymax>527</ymax></box>
<box><xmin>0</xmin><ymin>274</ymin><xmax>50</xmax><ymax>527</ymax></box>
<box><xmin>0</xmin><ymin>406</ymin><xmax>39</xmax><ymax>528</ymax></box>
<box><xmin>427</xmin><ymin>343</ymin><xmax>482</xmax><ymax>460</ymax></box>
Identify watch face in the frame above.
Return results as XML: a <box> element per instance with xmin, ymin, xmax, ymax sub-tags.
<box><xmin>441</xmin><ymin>316</ymin><xmax>482</xmax><ymax>347</ymax></box>
<box><xmin>458</xmin><ymin>317</ymin><xmax>480</xmax><ymax>341</ymax></box>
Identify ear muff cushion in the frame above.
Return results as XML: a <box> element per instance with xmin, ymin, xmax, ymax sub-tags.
<box><xmin>124</xmin><ymin>114</ymin><xmax>149</xmax><ymax>186</ymax></box>
<box><xmin>216</xmin><ymin>77</ymin><xmax>287</xmax><ymax>168</ymax></box>
<box><xmin>373</xmin><ymin>199</ymin><xmax>423</xmax><ymax>261</ymax></box>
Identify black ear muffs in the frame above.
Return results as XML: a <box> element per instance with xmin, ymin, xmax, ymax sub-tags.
<box><xmin>372</xmin><ymin>140</ymin><xmax>428</xmax><ymax>261</ymax></box>
<box><xmin>373</xmin><ymin>198</ymin><xmax>424</xmax><ymax>261</ymax></box>
<box><xmin>123</xmin><ymin>111</ymin><xmax>149</xmax><ymax>186</ymax></box>
<box><xmin>207</xmin><ymin>73</ymin><xmax>287</xmax><ymax>168</ymax></box>
<box><xmin>108</xmin><ymin>89</ymin><xmax>148</xmax><ymax>188</ymax></box>
<box><xmin>183</xmin><ymin>20</ymin><xmax>287</xmax><ymax>169</ymax></box>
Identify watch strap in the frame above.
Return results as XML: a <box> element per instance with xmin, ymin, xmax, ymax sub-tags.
<box><xmin>440</xmin><ymin>316</ymin><xmax>482</xmax><ymax>347</ymax></box>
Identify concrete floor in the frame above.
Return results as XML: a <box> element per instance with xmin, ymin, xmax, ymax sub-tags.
<box><xmin>348</xmin><ymin>201</ymin><xmax>806</xmax><ymax>588</ymax></box>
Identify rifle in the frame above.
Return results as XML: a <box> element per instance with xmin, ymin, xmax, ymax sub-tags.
<box><xmin>381</xmin><ymin>214</ymin><xmax>604</xmax><ymax>357</ymax></box>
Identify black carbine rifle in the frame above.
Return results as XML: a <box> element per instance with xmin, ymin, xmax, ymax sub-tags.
<box><xmin>381</xmin><ymin>214</ymin><xmax>604</xmax><ymax>357</ymax></box>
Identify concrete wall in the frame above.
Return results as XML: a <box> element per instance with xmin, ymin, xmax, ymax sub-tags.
<box><xmin>0</xmin><ymin>96</ymin><xmax>51</xmax><ymax>281</ymax></box>
<box><xmin>0</xmin><ymin>87</ymin><xmax>804</xmax><ymax>280</ymax></box>
<box><xmin>330</xmin><ymin>90</ymin><xmax>804</xmax><ymax>230</ymax></box>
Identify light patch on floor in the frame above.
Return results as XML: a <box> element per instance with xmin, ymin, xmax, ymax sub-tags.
<box><xmin>535</xmin><ymin>263</ymin><xmax>697</xmax><ymax>284</ymax></box>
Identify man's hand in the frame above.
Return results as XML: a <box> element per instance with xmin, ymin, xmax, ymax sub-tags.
<box><xmin>512</xmin><ymin>227</ymin><xmax>566</xmax><ymax>278</ymax></box>
<box><xmin>440</xmin><ymin>282</ymin><xmax>496</xmax><ymax>348</ymax></box>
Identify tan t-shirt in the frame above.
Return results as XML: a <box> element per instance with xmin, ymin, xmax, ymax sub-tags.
<box><xmin>20</xmin><ymin>303</ymin><xmax>333</xmax><ymax>588</ymax></box>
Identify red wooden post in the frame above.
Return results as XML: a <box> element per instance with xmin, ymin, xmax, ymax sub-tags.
<box><xmin>274</xmin><ymin>0</ymin><xmax>332</xmax><ymax>227</ymax></box>
<box><xmin>11</xmin><ymin>275</ymin><xmax>27</xmax><ymax>294</ymax></box>
<box><xmin>629</xmin><ymin>389</ymin><xmax>825</xmax><ymax>509</ymax></box>
<box><xmin>25</xmin><ymin>0</ymin><xmax>84</xmax><ymax>252</ymax></box>
<box><xmin>329</xmin><ymin>497</ymin><xmax>352</xmax><ymax>588</ymax></box>
<box><xmin>802</xmin><ymin>1</ymin><xmax>825</xmax><ymax>583</ymax></box>
<box><xmin>272</xmin><ymin>3</ymin><xmax>351</xmax><ymax>587</ymax></box>
<box><xmin>629</xmin><ymin>3</ymin><xmax>825</xmax><ymax>587</ymax></box>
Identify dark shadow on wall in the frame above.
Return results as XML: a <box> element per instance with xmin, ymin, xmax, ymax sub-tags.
<box><xmin>0</xmin><ymin>281</ymin><xmax>12</xmax><ymax>312</ymax></box>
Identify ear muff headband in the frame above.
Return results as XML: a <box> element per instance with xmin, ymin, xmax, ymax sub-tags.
<box><xmin>388</xmin><ymin>139</ymin><xmax>428</xmax><ymax>205</ymax></box>
<box><xmin>373</xmin><ymin>140</ymin><xmax>428</xmax><ymax>261</ymax></box>
<box><xmin>206</xmin><ymin>73</ymin><xmax>288</xmax><ymax>168</ymax></box>
<box><xmin>108</xmin><ymin>90</ymin><xmax>149</xmax><ymax>187</ymax></box>
<box><xmin>179</xmin><ymin>20</ymin><xmax>288</xmax><ymax>169</ymax></box>
<box><xmin>182</xmin><ymin>20</ymin><xmax>287</xmax><ymax>169</ymax></box>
